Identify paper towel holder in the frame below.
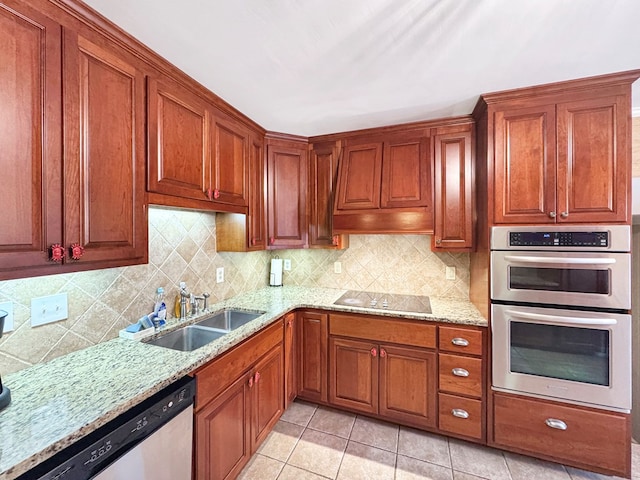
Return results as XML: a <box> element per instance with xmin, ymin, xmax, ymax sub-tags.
<box><xmin>270</xmin><ymin>257</ymin><xmax>283</xmax><ymax>287</ymax></box>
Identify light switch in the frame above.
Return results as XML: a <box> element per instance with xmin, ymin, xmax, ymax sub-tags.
<box><xmin>216</xmin><ymin>267</ymin><xmax>224</xmax><ymax>283</ymax></box>
<box><xmin>445</xmin><ymin>266</ymin><xmax>456</xmax><ymax>280</ymax></box>
<box><xmin>334</xmin><ymin>262</ymin><xmax>342</xmax><ymax>274</ymax></box>
<box><xmin>283</xmin><ymin>259</ymin><xmax>291</xmax><ymax>271</ymax></box>
<box><xmin>31</xmin><ymin>293</ymin><xmax>68</xmax><ymax>327</ymax></box>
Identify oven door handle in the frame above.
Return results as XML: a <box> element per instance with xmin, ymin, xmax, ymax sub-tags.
<box><xmin>505</xmin><ymin>309</ymin><xmax>618</xmax><ymax>326</ymax></box>
<box><xmin>503</xmin><ymin>255</ymin><xmax>616</xmax><ymax>266</ymax></box>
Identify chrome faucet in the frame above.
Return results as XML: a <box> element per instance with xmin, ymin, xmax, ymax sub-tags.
<box><xmin>179</xmin><ymin>283</ymin><xmax>190</xmax><ymax>321</ymax></box>
<box><xmin>191</xmin><ymin>292</ymin><xmax>210</xmax><ymax>315</ymax></box>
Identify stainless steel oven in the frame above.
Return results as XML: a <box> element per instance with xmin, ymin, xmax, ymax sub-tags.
<box><xmin>491</xmin><ymin>225</ymin><xmax>631</xmax><ymax>310</ymax></box>
<box><xmin>490</xmin><ymin>225</ymin><xmax>632</xmax><ymax>412</ymax></box>
<box><xmin>492</xmin><ymin>303</ymin><xmax>631</xmax><ymax>412</ymax></box>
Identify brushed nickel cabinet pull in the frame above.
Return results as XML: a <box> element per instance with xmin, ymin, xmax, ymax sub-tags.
<box><xmin>452</xmin><ymin>409</ymin><xmax>469</xmax><ymax>419</ymax></box>
<box><xmin>452</xmin><ymin>368</ymin><xmax>469</xmax><ymax>377</ymax></box>
<box><xmin>545</xmin><ymin>418</ymin><xmax>567</xmax><ymax>430</ymax></box>
<box><xmin>451</xmin><ymin>337</ymin><xmax>469</xmax><ymax>347</ymax></box>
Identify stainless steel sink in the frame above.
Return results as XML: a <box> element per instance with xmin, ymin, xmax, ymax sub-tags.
<box><xmin>144</xmin><ymin>325</ymin><xmax>227</xmax><ymax>352</ymax></box>
<box><xmin>195</xmin><ymin>309</ymin><xmax>264</xmax><ymax>331</ymax></box>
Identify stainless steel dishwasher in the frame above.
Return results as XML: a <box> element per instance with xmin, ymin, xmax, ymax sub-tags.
<box><xmin>19</xmin><ymin>376</ymin><xmax>195</xmax><ymax>480</ymax></box>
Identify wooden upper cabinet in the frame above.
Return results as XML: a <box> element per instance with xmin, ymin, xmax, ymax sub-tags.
<box><xmin>493</xmin><ymin>104</ymin><xmax>557</xmax><ymax>224</ymax></box>
<box><xmin>557</xmin><ymin>96</ymin><xmax>629</xmax><ymax>223</ymax></box>
<box><xmin>309</xmin><ymin>141</ymin><xmax>348</xmax><ymax>249</ymax></box>
<box><xmin>63</xmin><ymin>29</ymin><xmax>147</xmax><ymax>266</ymax></box>
<box><xmin>266</xmin><ymin>137</ymin><xmax>308</xmax><ymax>249</ymax></box>
<box><xmin>482</xmin><ymin>72</ymin><xmax>637</xmax><ymax>225</ymax></box>
<box><xmin>211</xmin><ymin>110</ymin><xmax>249</xmax><ymax>207</ymax></box>
<box><xmin>0</xmin><ymin>2</ymin><xmax>63</xmax><ymax>278</ymax></box>
<box><xmin>247</xmin><ymin>134</ymin><xmax>267</xmax><ymax>250</ymax></box>
<box><xmin>335</xmin><ymin>142</ymin><xmax>383</xmax><ymax>210</ymax></box>
<box><xmin>432</xmin><ymin>126</ymin><xmax>474</xmax><ymax>250</ymax></box>
<box><xmin>147</xmin><ymin>74</ymin><xmax>211</xmax><ymax>203</ymax></box>
<box><xmin>381</xmin><ymin>135</ymin><xmax>431</xmax><ymax>208</ymax></box>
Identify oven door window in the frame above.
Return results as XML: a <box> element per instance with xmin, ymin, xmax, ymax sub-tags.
<box><xmin>509</xmin><ymin>266</ymin><xmax>609</xmax><ymax>294</ymax></box>
<box><xmin>510</xmin><ymin>321</ymin><xmax>610</xmax><ymax>386</ymax></box>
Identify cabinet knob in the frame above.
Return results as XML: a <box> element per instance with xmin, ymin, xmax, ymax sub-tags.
<box><xmin>380</xmin><ymin>348</ymin><xmax>386</xmax><ymax>358</ymax></box>
<box><xmin>560</xmin><ymin>211</ymin><xmax>569</xmax><ymax>218</ymax></box>
<box><xmin>69</xmin><ymin>243</ymin><xmax>85</xmax><ymax>260</ymax></box>
<box><xmin>332</xmin><ymin>235</ymin><xmax>339</xmax><ymax>246</ymax></box>
<box><xmin>49</xmin><ymin>244</ymin><xmax>65</xmax><ymax>263</ymax></box>
<box><xmin>545</xmin><ymin>418</ymin><xmax>567</xmax><ymax>431</ymax></box>
<box><xmin>451</xmin><ymin>408</ymin><xmax>469</xmax><ymax>419</ymax></box>
<box><xmin>370</xmin><ymin>347</ymin><xmax>377</xmax><ymax>357</ymax></box>
<box><xmin>213</xmin><ymin>188</ymin><xmax>220</xmax><ymax>199</ymax></box>
<box><xmin>452</xmin><ymin>368</ymin><xmax>469</xmax><ymax>377</ymax></box>
<box><xmin>251</xmin><ymin>238</ymin><xmax>257</xmax><ymax>246</ymax></box>
<box><xmin>451</xmin><ymin>337</ymin><xmax>469</xmax><ymax>347</ymax></box>
<box><xmin>206</xmin><ymin>188</ymin><xmax>213</xmax><ymax>201</ymax></box>
<box><xmin>287</xmin><ymin>319</ymin><xmax>292</xmax><ymax>328</ymax></box>
<box><xmin>270</xmin><ymin>236</ymin><xmax>275</xmax><ymax>245</ymax></box>
<box><xmin>254</xmin><ymin>372</ymin><xmax>261</xmax><ymax>383</ymax></box>
<box><xmin>248</xmin><ymin>376</ymin><xmax>254</xmax><ymax>388</ymax></box>
<box><xmin>435</xmin><ymin>238</ymin><xmax>442</xmax><ymax>245</ymax></box>
<box><xmin>548</xmin><ymin>211</ymin><xmax>557</xmax><ymax>218</ymax></box>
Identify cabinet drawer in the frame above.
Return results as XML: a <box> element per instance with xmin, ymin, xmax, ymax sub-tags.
<box><xmin>438</xmin><ymin>393</ymin><xmax>482</xmax><ymax>440</ymax></box>
<box><xmin>439</xmin><ymin>326</ymin><xmax>483</xmax><ymax>356</ymax></box>
<box><xmin>329</xmin><ymin>314</ymin><xmax>436</xmax><ymax>348</ymax></box>
<box><xmin>438</xmin><ymin>354</ymin><xmax>482</xmax><ymax>398</ymax></box>
<box><xmin>195</xmin><ymin>320</ymin><xmax>283</xmax><ymax>410</ymax></box>
<box><xmin>493</xmin><ymin>393</ymin><xmax>630</xmax><ymax>477</ymax></box>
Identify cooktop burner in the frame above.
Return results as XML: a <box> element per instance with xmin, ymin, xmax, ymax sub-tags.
<box><xmin>333</xmin><ymin>290</ymin><xmax>432</xmax><ymax>314</ymax></box>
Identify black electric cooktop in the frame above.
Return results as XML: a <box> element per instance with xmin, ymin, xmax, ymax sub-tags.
<box><xmin>333</xmin><ymin>290</ymin><xmax>432</xmax><ymax>314</ymax></box>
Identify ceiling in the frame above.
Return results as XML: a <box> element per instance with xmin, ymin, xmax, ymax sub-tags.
<box><xmin>82</xmin><ymin>0</ymin><xmax>640</xmax><ymax>137</ymax></box>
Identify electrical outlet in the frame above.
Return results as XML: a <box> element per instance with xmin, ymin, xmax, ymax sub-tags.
<box><xmin>216</xmin><ymin>267</ymin><xmax>224</xmax><ymax>283</ymax></box>
<box><xmin>283</xmin><ymin>259</ymin><xmax>291</xmax><ymax>271</ymax></box>
<box><xmin>31</xmin><ymin>293</ymin><xmax>68</xmax><ymax>327</ymax></box>
<box><xmin>334</xmin><ymin>261</ymin><xmax>342</xmax><ymax>274</ymax></box>
<box><xmin>0</xmin><ymin>301</ymin><xmax>14</xmax><ymax>333</ymax></box>
<box><xmin>445</xmin><ymin>266</ymin><xmax>456</xmax><ymax>281</ymax></box>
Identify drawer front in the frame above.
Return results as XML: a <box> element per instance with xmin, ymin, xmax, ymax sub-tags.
<box><xmin>195</xmin><ymin>320</ymin><xmax>284</xmax><ymax>409</ymax></box>
<box><xmin>493</xmin><ymin>393</ymin><xmax>630</xmax><ymax>476</ymax></box>
<box><xmin>438</xmin><ymin>354</ymin><xmax>482</xmax><ymax>398</ymax></box>
<box><xmin>329</xmin><ymin>313</ymin><xmax>436</xmax><ymax>348</ymax></box>
<box><xmin>439</xmin><ymin>326</ymin><xmax>483</xmax><ymax>356</ymax></box>
<box><xmin>438</xmin><ymin>393</ymin><xmax>483</xmax><ymax>440</ymax></box>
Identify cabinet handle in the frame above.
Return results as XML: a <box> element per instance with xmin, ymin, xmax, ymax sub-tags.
<box><xmin>451</xmin><ymin>408</ymin><xmax>469</xmax><ymax>419</ymax></box>
<box><xmin>248</xmin><ymin>376</ymin><xmax>254</xmax><ymax>388</ymax></box>
<box><xmin>435</xmin><ymin>238</ymin><xmax>442</xmax><ymax>245</ymax></box>
<box><xmin>69</xmin><ymin>243</ymin><xmax>85</xmax><ymax>260</ymax></box>
<box><xmin>545</xmin><ymin>418</ymin><xmax>567</xmax><ymax>430</ymax></box>
<box><xmin>548</xmin><ymin>211</ymin><xmax>557</xmax><ymax>219</ymax></box>
<box><xmin>206</xmin><ymin>188</ymin><xmax>213</xmax><ymax>201</ymax></box>
<box><xmin>287</xmin><ymin>319</ymin><xmax>292</xmax><ymax>328</ymax></box>
<box><xmin>332</xmin><ymin>235</ymin><xmax>339</xmax><ymax>246</ymax></box>
<box><xmin>49</xmin><ymin>244</ymin><xmax>66</xmax><ymax>263</ymax></box>
<box><xmin>254</xmin><ymin>372</ymin><xmax>261</xmax><ymax>384</ymax></box>
<box><xmin>213</xmin><ymin>188</ymin><xmax>220</xmax><ymax>199</ymax></box>
<box><xmin>370</xmin><ymin>347</ymin><xmax>377</xmax><ymax>357</ymax></box>
<box><xmin>560</xmin><ymin>211</ymin><xmax>569</xmax><ymax>218</ymax></box>
<box><xmin>251</xmin><ymin>238</ymin><xmax>257</xmax><ymax>246</ymax></box>
<box><xmin>380</xmin><ymin>348</ymin><xmax>386</xmax><ymax>358</ymax></box>
<box><xmin>270</xmin><ymin>236</ymin><xmax>275</xmax><ymax>245</ymax></box>
<box><xmin>451</xmin><ymin>337</ymin><xmax>469</xmax><ymax>347</ymax></box>
<box><xmin>452</xmin><ymin>368</ymin><xmax>469</xmax><ymax>377</ymax></box>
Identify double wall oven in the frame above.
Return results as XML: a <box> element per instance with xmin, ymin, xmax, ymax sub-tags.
<box><xmin>490</xmin><ymin>225</ymin><xmax>632</xmax><ymax>412</ymax></box>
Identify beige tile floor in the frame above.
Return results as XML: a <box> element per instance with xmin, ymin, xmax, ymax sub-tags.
<box><xmin>238</xmin><ymin>400</ymin><xmax>640</xmax><ymax>480</ymax></box>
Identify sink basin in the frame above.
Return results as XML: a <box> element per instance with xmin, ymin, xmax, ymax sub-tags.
<box><xmin>144</xmin><ymin>325</ymin><xmax>227</xmax><ymax>352</ymax></box>
<box><xmin>195</xmin><ymin>309</ymin><xmax>265</xmax><ymax>331</ymax></box>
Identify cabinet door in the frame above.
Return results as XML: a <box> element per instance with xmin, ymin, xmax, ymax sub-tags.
<box><xmin>329</xmin><ymin>337</ymin><xmax>378</xmax><ymax>415</ymax></box>
<box><xmin>211</xmin><ymin>110</ymin><xmax>249</xmax><ymax>206</ymax></box>
<box><xmin>493</xmin><ymin>104</ymin><xmax>557</xmax><ymax>224</ymax></box>
<box><xmin>148</xmin><ymin>74</ymin><xmax>211</xmax><ymax>202</ymax></box>
<box><xmin>433</xmin><ymin>131</ymin><xmax>473</xmax><ymax>250</ymax></box>
<box><xmin>309</xmin><ymin>142</ymin><xmax>347</xmax><ymax>248</ymax></box>
<box><xmin>284</xmin><ymin>313</ymin><xmax>297</xmax><ymax>407</ymax></box>
<box><xmin>335</xmin><ymin>142</ymin><xmax>383</xmax><ymax>210</ymax></box>
<box><xmin>195</xmin><ymin>374</ymin><xmax>251</xmax><ymax>480</ymax></box>
<box><xmin>557</xmin><ymin>96</ymin><xmax>629</xmax><ymax>223</ymax></box>
<box><xmin>379</xmin><ymin>344</ymin><xmax>437</xmax><ymax>429</ymax></box>
<box><xmin>248</xmin><ymin>134</ymin><xmax>267</xmax><ymax>250</ymax></box>
<box><xmin>251</xmin><ymin>344</ymin><xmax>284</xmax><ymax>449</ymax></box>
<box><xmin>0</xmin><ymin>2</ymin><xmax>62</xmax><ymax>277</ymax></box>
<box><xmin>297</xmin><ymin>312</ymin><xmax>328</xmax><ymax>403</ymax></box>
<box><xmin>63</xmin><ymin>30</ymin><xmax>147</xmax><ymax>265</ymax></box>
<box><xmin>267</xmin><ymin>142</ymin><xmax>308</xmax><ymax>248</ymax></box>
<box><xmin>381</xmin><ymin>135</ymin><xmax>431</xmax><ymax>208</ymax></box>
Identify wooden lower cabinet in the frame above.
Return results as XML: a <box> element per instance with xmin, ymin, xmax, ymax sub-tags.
<box><xmin>194</xmin><ymin>320</ymin><xmax>284</xmax><ymax>480</ymax></box>
<box><xmin>438</xmin><ymin>393</ymin><xmax>482</xmax><ymax>440</ymax></box>
<box><xmin>297</xmin><ymin>311</ymin><xmax>328</xmax><ymax>403</ymax></box>
<box><xmin>329</xmin><ymin>337</ymin><xmax>378</xmax><ymax>414</ymax></box>
<box><xmin>492</xmin><ymin>392</ymin><xmax>631</xmax><ymax>478</ymax></box>
<box><xmin>283</xmin><ymin>312</ymin><xmax>297</xmax><ymax>407</ymax></box>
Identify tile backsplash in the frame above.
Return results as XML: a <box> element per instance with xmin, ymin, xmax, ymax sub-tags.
<box><xmin>0</xmin><ymin>207</ymin><xmax>469</xmax><ymax>375</ymax></box>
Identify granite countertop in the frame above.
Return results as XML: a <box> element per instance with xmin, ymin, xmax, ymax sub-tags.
<box><xmin>0</xmin><ymin>286</ymin><xmax>486</xmax><ymax>479</ymax></box>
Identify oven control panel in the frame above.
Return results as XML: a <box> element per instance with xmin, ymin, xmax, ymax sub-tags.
<box><xmin>509</xmin><ymin>231</ymin><xmax>609</xmax><ymax>247</ymax></box>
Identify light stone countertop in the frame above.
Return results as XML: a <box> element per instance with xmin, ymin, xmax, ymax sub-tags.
<box><xmin>0</xmin><ymin>286</ymin><xmax>486</xmax><ymax>479</ymax></box>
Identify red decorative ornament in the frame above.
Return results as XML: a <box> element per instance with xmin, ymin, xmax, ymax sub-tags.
<box><xmin>70</xmin><ymin>243</ymin><xmax>85</xmax><ymax>260</ymax></box>
<box><xmin>50</xmin><ymin>244</ymin><xmax>65</xmax><ymax>263</ymax></box>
